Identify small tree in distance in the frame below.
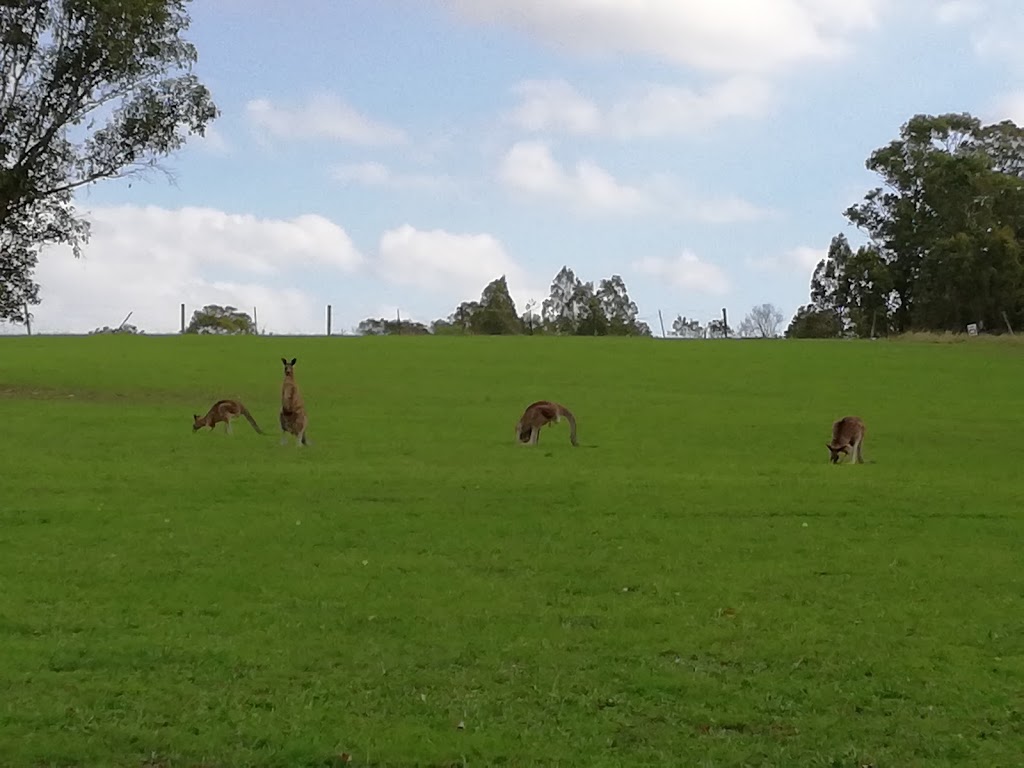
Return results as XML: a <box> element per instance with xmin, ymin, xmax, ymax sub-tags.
<box><xmin>357</xmin><ymin>317</ymin><xmax>429</xmax><ymax>335</ymax></box>
<box><xmin>475</xmin><ymin>275</ymin><xmax>521</xmax><ymax>335</ymax></box>
<box><xmin>89</xmin><ymin>323</ymin><xmax>143</xmax><ymax>335</ymax></box>
<box><xmin>671</xmin><ymin>315</ymin><xmax>704</xmax><ymax>338</ymax></box>
<box><xmin>738</xmin><ymin>303</ymin><xmax>784</xmax><ymax>338</ymax></box>
<box><xmin>184</xmin><ymin>305</ymin><xmax>256</xmax><ymax>335</ymax></box>
<box><xmin>707</xmin><ymin>318</ymin><xmax>732</xmax><ymax>338</ymax></box>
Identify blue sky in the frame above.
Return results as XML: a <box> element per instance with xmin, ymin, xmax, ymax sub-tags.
<box><xmin>13</xmin><ymin>0</ymin><xmax>1024</xmax><ymax>335</ymax></box>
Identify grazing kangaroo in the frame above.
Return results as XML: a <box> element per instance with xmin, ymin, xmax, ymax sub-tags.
<box><xmin>827</xmin><ymin>416</ymin><xmax>866</xmax><ymax>464</ymax></box>
<box><xmin>279</xmin><ymin>357</ymin><xmax>309</xmax><ymax>446</ymax></box>
<box><xmin>193</xmin><ymin>399</ymin><xmax>264</xmax><ymax>435</ymax></box>
<box><xmin>515</xmin><ymin>400</ymin><xmax>578</xmax><ymax>446</ymax></box>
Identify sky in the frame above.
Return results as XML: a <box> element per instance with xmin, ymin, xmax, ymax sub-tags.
<box><xmin>7</xmin><ymin>0</ymin><xmax>1024</xmax><ymax>336</ymax></box>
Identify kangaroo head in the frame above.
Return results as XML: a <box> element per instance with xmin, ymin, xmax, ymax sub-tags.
<box><xmin>826</xmin><ymin>442</ymin><xmax>848</xmax><ymax>464</ymax></box>
<box><xmin>192</xmin><ymin>414</ymin><xmax>202</xmax><ymax>432</ymax></box>
<box><xmin>281</xmin><ymin>357</ymin><xmax>297</xmax><ymax>376</ymax></box>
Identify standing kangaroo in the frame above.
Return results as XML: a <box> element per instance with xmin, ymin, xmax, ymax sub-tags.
<box><xmin>515</xmin><ymin>400</ymin><xmax>578</xmax><ymax>446</ymax></box>
<box><xmin>827</xmin><ymin>415</ymin><xmax>865</xmax><ymax>464</ymax></box>
<box><xmin>279</xmin><ymin>357</ymin><xmax>309</xmax><ymax>447</ymax></box>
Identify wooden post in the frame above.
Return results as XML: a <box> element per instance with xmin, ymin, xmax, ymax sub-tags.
<box><xmin>657</xmin><ymin>309</ymin><xmax>666</xmax><ymax>338</ymax></box>
<box><xmin>24</xmin><ymin>303</ymin><xmax>31</xmax><ymax>336</ymax></box>
<box><xmin>326</xmin><ymin>305</ymin><xmax>332</xmax><ymax>336</ymax></box>
<box><xmin>253</xmin><ymin>306</ymin><xmax>258</xmax><ymax>335</ymax></box>
<box><xmin>721</xmin><ymin>307</ymin><xmax>729</xmax><ymax>338</ymax></box>
<box><xmin>396</xmin><ymin>308</ymin><xmax>402</xmax><ymax>335</ymax></box>
<box><xmin>180</xmin><ymin>303</ymin><xmax>185</xmax><ymax>333</ymax></box>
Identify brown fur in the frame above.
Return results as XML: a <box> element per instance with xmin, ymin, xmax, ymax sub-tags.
<box><xmin>515</xmin><ymin>400</ymin><xmax>578</xmax><ymax>446</ymax></box>
<box><xmin>192</xmin><ymin>399</ymin><xmax>264</xmax><ymax>435</ymax></box>
<box><xmin>827</xmin><ymin>415</ymin><xmax>866</xmax><ymax>464</ymax></box>
<box><xmin>279</xmin><ymin>357</ymin><xmax>309</xmax><ymax>446</ymax></box>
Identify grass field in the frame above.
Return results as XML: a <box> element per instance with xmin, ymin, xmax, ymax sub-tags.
<box><xmin>2</xmin><ymin>334</ymin><xmax>1023</xmax><ymax>768</ymax></box>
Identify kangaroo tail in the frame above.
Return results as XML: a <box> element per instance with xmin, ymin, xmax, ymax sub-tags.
<box><xmin>240</xmin><ymin>405</ymin><xmax>265</xmax><ymax>434</ymax></box>
<box><xmin>559</xmin><ymin>405</ymin><xmax>578</xmax><ymax>446</ymax></box>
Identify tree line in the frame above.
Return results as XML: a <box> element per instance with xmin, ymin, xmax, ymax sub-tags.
<box><xmin>358</xmin><ymin>268</ymin><xmax>788</xmax><ymax>338</ymax></box>
<box><xmin>359</xmin><ymin>268</ymin><xmax>655</xmax><ymax>337</ymax></box>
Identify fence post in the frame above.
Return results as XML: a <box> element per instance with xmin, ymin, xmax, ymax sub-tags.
<box><xmin>657</xmin><ymin>309</ymin><xmax>666</xmax><ymax>338</ymax></box>
<box><xmin>722</xmin><ymin>307</ymin><xmax>729</xmax><ymax>338</ymax></box>
<box><xmin>180</xmin><ymin>303</ymin><xmax>185</xmax><ymax>333</ymax></box>
<box><xmin>326</xmin><ymin>304</ymin><xmax>332</xmax><ymax>336</ymax></box>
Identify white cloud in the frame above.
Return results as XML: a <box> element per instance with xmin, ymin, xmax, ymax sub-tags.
<box><xmin>442</xmin><ymin>0</ymin><xmax>881</xmax><ymax>74</ymax></box>
<box><xmin>497</xmin><ymin>141</ymin><xmax>773</xmax><ymax>222</ymax></box>
<box><xmin>508</xmin><ymin>80</ymin><xmax>603</xmax><ymax>135</ymax></box>
<box><xmin>331</xmin><ymin>161</ymin><xmax>453</xmax><ymax>190</ymax></box>
<box><xmin>2</xmin><ymin>205</ymin><xmax>556</xmax><ymax>336</ymax></box>
<box><xmin>508</xmin><ymin>76</ymin><xmax>775</xmax><ymax>138</ymax></box>
<box><xmin>373</xmin><ymin>225</ymin><xmax>549</xmax><ymax>314</ymax></box>
<box><xmin>688</xmin><ymin>196</ymin><xmax>775</xmax><ymax>225</ymax></box>
<box><xmin>963</xmin><ymin>3</ymin><xmax>1024</xmax><ymax>70</ymax></box>
<box><xmin>746</xmin><ymin>245</ymin><xmax>825</xmax><ymax>273</ymax></box>
<box><xmin>189</xmin><ymin>125</ymin><xmax>231</xmax><ymax>155</ymax></box>
<box><xmin>790</xmin><ymin>246</ymin><xmax>827</xmax><ymax>270</ymax></box>
<box><xmin>497</xmin><ymin>140</ymin><xmax>652</xmax><ymax>214</ymax></box>
<box><xmin>376</xmin><ymin>224</ymin><xmax>520</xmax><ymax>294</ymax></box>
<box><xmin>245</xmin><ymin>93</ymin><xmax>406</xmax><ymax>145</ymax></box>
<box><xmin>633</xmin><ymin>251</ymin><xmax>731</xmax><ymax>296</ymax></box>
<box><xmin>990</xmin><ymin>91</ymin><xmax>1024</xmax><ymax>125</ymax></box>
<box><xmin>21</xmin><ymin>205</ymin><xmax>363</xmax><ymax>335</ymax></box>
<box><xmin>935</xmin><ymin>0</ymin><xmax>983</xmax><ymax>24</ymax></box>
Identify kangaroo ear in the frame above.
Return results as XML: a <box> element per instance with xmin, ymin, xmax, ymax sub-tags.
<box><xmin>290</xmin><ymin>358</ymin><xmax>297</xmax><ymax>365</ymax></box>
<box><xmin>193</xmin><ymin>414</ymin><xmax>198</xmax><ymax>420</ymax></box>
<box><xmin>281</xmin><ymin>357</ymin><xmax>287</xmax><ymax>365</ymax></box>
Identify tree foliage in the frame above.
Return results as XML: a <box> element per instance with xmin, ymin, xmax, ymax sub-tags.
<box><xmin>830</xmin><ymin>112</ymin><xmax>1024</xmax><ymax>334</ymax></box>
<box><xmin>738</xmin><ymin>303</ymin><xmax>784</xmax><ymax>338</ymax></box>
<box><xmin>0</xmin><ymin>0</ymin><xmax>218</xmax><ymax>321</ymax></box>
<box><xmin>706</xmin><ymin>318</ymin><xmax>732</xmax><ymax>339</ymax></box>
<box><xmin>474</xmin><ymin>275</ymin><xmax>521</xmax><ymax>335</ymax></box>
<box><xmin>597</xmin><ymin>275</ymin><xmax>642</xmax><ymax>335</ymax></box>
<box><xmin>520</xmin><ymin>299</ymin><xmax>542</xmax><ymax>335</ymax></box>
<box><xmin>784</xmin><ymin>305</ymin><xmax>843</xmax><ymax>338</ymax></box>
<box><xmin>184</xmin><ymin>305</ymin><xmax>255</xmax><ymax>335</ymax></box>
<box><xmin>89</xmin><ymin>322</ymin><xmax>142</xmax><ymax>334</ymax></box>
<box><xmin>428</xmin><ymin>267</ymin><xmax>649</xmax><ymax>337</ymax></box>
<box><xmin>537</xmin><ymin>266</ymin><xmax>649</xmax><ymax>336</ymax></box>
<box><xmin>808</xmin><ymin>233</ymin><xmax>894</xmax><ymax>338</ymax></box>
<box><xmin>671</xmin><ymin>315</ymin><xmax>704</xmax><ymax>338</ymax></box>
<box><xmin>541</xmin><ymin>266</ymin><xmax>580</xmax><ymax>334</ymax></box>
<box><xmin>357</xmin><ymin>317</ymin><xmax>429</xmax><ymax>335</ymax></box>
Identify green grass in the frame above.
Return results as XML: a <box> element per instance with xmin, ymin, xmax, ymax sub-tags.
<box><xmin>2</xmin><ymin>334</ymin><xmax>1023</xmax><ymax>768</ymax></box>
